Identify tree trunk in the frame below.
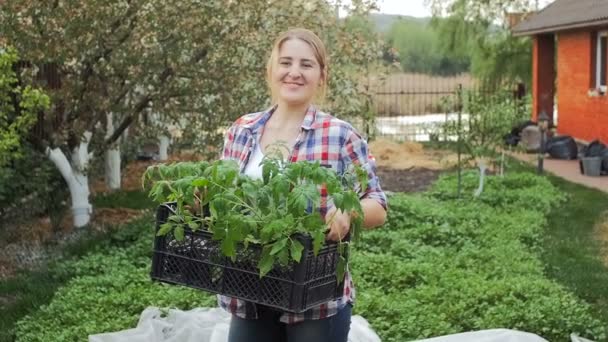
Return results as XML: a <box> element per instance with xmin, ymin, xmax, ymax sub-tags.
<box><xmin>500</xmin><ymin>151</ymin><xmax>505</xmax><ymax>177</ymax></box>
<box><xmin>159</xmin><ymin>135</ymin><xmax>170</xmax><ymax>161</ymax></box>
<box><xmin>473</xmin><ymin>159</ymin><xmax>487</xmax><ymax>198</ymax></box>
<box><xmin>47</xmin><ymin>131</ymin><xmax>93</xmax><ymax>228</ymax></box>
<box><xmin>105</xmin><ymin>113</ymin><xmax>121</xmax><ymax>190</ymax></box>
<box><xmin>105</xmin><ymin>148</ymin><xmax>121</xmax><ymax>190</ymax></box>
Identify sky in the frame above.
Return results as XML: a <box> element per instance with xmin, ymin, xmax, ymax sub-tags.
<box><xmin>363</xmin><ymin>0</ymin><xmax>555</xmax><ymax>17</ymax></box>
<box><xmin>375</xmin><ymin>0</ymin><xmax>433</xmax><ymax>17</ymax></box>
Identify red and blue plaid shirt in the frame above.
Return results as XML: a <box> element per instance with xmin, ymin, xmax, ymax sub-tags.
<box><xmin>218</xmin><ymin>105</ymin><xmax>387</xmax><ymax>324</ymax></box>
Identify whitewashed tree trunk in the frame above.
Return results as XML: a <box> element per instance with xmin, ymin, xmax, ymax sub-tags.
<box><xmin>105</xmin><ymin>148</ymin><xmax>121</xmax><ymax>190</ymax></box>
<box><xmin>159</xmin><ymin>135</ymin><xmax>170</xmax><ymax>161</ymax></box>
<box><xmin>474</xmin><ymin>159</ymin><xmax>487</xmax><ymax>198</ymax></box>
<box><xmin>47</xmin><ymin>131</ymin><xmax>93</xmax><ymax>228</ymax></box>
<box><xmin>105</xmin><ymin>112</ymin><xmax>121</xmax><ymax>190</ymax></box>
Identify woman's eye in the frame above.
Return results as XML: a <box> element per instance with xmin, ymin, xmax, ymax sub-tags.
<box><xmin>303</xmin><ymin>64</ymin><xmax>312</xmax><ymax>68</ymax></box>
<box><xmin>280</xmin><ymin>61</ymin><xmax>290</xmax><ymax>66</ymax></box>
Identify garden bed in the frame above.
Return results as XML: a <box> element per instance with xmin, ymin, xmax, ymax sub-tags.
<box><xmin>10</xmin><ymin>172</ymin><xmax>608</xmax><ymax>342</ymax></box>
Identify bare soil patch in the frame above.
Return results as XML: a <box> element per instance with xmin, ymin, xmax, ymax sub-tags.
<box><xmin>369</xmin><ymin>138</ymin><xmax>459</xmax><ymax>171</ymax></box>
<box><xmin>367</xmin><ymin>138</ymin><xmax>458</xmax><ymax>193</ymax></box>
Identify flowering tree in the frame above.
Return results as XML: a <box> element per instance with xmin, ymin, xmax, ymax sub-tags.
<box><xmin>0</xmin><ymin>0</ymin><xmax>384</xmax><ymax>228</ymax></box>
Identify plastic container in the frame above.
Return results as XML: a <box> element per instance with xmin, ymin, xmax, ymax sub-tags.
<box><xmin>150</xmin><ymin>203</ymin><xmax>345</xmax><ymax>313</ymax></box>
<box><xmin>581</xmin><ymin>157</ymin><xmax>602</xmax><ymax>177</ymax></box>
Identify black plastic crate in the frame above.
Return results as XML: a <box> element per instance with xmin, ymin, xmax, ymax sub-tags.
<box><xmin>150</xmin><ymin>203</ymin><xmax>346</xmax><ymax>313</ymax></box>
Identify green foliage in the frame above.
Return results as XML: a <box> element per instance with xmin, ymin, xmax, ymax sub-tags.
<box><xmin>0</xmin><ymin>0</ymin><xmax>385</xmax><ymax>156</ymax></box>
<box><xmin>142</xmin><ymin>157</ymin><xmax>366</xmax><ymax>277</ymax></box>
<box><xmin>386</xmin><ymin>18</ymin><xmax>470</xmax><ymax>76</ymax></box>
<box><xmin>350</xmin><ymin>173</ymin><xmax>606</xmax><ymax>341</ymax></box>
<box><xmin>0</xmin><ymin>200</ymin><xmax>156</xmax><ymax>342</ymax></box>
<box><xmin>427</xmin><ymin>0</ymin><xmax>535</xmax><ymax>85</ymax></box>
<box><xmin>443</xmin><ymin>90</ymin><xmax>529</xmax><ymax>162</ymax></box>
<box><xmin>430</xmin><ymin>171</ymin><xmax>562</xmax><ymax>214</ymax></box>
<box><xmin>0</xmin><ymin>145</ymin><xmax>69</xmax><ymax>230</ymax></box>
<box><xmin>13</xmin><ymin>217</ymin><xmax>216</xmax><ymax>342</ymax></box>
<box><xmin>92</xmin><ymin>190</ymin><xmax>155</xmax><ymax>210</ymax></box>
<box><xmin>0</xmin><ymin>48</ymin><xmax>49</xmax><ymax>167</ymax></box>
<box><xmin>12</xmin><ymin>172</ymin><xmax>608</xmax><ymax>342</ymax></box>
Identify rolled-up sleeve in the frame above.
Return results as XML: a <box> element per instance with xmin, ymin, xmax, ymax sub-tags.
<box><xmin>340</xmin><ymin>130</ymin><xmax>388</xmax><ymax>211</ymax></box>
<box><xmin>220</xmin><ymin>124</ymin><xmax>238</xmax><ymax>161</ymax></box>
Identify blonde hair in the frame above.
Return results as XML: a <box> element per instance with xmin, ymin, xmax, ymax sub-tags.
<box><xmin>266</xmin><ymin>28</ymin><xmax>328</xmax><ymax>105</ymax></box>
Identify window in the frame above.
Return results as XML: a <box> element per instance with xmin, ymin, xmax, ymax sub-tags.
<box><xmin>596</xmin><ymin>31</ymin><xmax>607</xmax><ymax>93</ymax></box>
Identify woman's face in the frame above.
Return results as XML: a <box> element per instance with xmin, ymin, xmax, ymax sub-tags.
<box><xmin>271</xmin><ymin>38</ymin><xmax>323</xmax><ymax>106</ymax></box>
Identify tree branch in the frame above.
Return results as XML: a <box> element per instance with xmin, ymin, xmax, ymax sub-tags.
<box><xmin>104</xmin><ymin>48</ymin><xmax>208</xmax><ymax>145</ymax></box>
<box><xmin>66</xmin><ymin>5</ymin><xmax>139</xmax><ymax>124</ymax></box>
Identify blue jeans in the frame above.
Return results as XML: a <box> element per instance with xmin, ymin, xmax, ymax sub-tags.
<box><xmin>227</xmin><ymin>304</ymin><xmax>352</xmax><ymax>342</ymax></box>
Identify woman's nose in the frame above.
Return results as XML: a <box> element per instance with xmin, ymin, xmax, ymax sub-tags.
<box><xmin>287</xmin><ymin>65</ymin><xmax>302</xmax><ymax>78</ymax></box>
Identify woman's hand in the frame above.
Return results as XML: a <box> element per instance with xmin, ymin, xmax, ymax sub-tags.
<box><xmin>325</xmin><ymin>206</ymin><xmax>351</xmax><ymax>242</ymax></box>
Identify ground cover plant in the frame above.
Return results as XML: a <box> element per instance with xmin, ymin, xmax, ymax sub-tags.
<box><xmin>12</xmin><ymin>172</ymin><xmax>608</xmax><ymax>341</ymax></box>
<box><xmin>0</xmin><ymin>190</ymin><xmax>155</xmax><ymax>342</ymax></box>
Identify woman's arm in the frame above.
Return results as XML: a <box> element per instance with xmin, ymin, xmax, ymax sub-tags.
<box><xmin>359</xmin><ymin>198</ymin><xmax>387</xmax><ymax>229</ymax></box>
<box><xmin>325</xmin><ymin>198</ymin><xmax>386</xmax><ymax>241</ymax></box>
<box><xmin>326</xmin><ymin>124</ymin><xmax>388</xmax><ymax>241</ymax></box>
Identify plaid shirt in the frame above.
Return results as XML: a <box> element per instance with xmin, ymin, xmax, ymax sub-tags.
<box><xmin>218</xmin><ymin>105</ymin><xmax>387</xmax><ymax>324</ymax></box>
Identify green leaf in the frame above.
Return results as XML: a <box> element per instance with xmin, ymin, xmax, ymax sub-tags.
<box><xmin>221</xmin><ymin>234</ymin><xmax>236</xmax><ymax>259</ymax></box>
<box><xmin>313</xmin><ymin>229</ymin><xmax>325</xmax><ymax>256</ymax></box>
<box><xmin>191</xmin><ymin>178</ymin><xmax>209</xmax><ymax>187</ymax></box>
<box><xmin>336</xmin><ymin>255</ymin><xmax>347</xmax><ymax>282</ymax></box>
<box><xmin>174</xmin><ymin>226</ymin><xmax>185</xmax><ymax>241</ymax></box>
<box><xmin>157</xmin><ymin>222</ymin><xmax>173</xmax><ymax>236</ymax></box>
<box><xmin>258</xmin><ymin>247</ymin><xmax>274</xmax><ymax>277</ymax></box>
<box><xmin>241</xmin><ymin>182</ymin><xmax>258</xmax><ymax>202</ymax></box>
<box><xmin>277</xmin><ymin>248</ymin><xmax>289</xmax><ymax>266</ymax></box>
<box><xmin>333</xmin><ymin>193</ymin><xmax>344</xmax><ymax>209</ymax></box>
<box><xmin>290</xmin><ymin>239</ymin><xmax>304</xmax><ymax>263</ymax></box>
<box><xmin>270</xmin><ymin>238</ymin><xmax>288</xmax><ymax>256</ymax></box>
<box><xmin>270</xmin><ymin>174</ymin><xmax>290</xmax><ymax>198</ymax></box>
<box><xmin>188</xmin><ymin>221</ymin><xmax>198</xmax><ymax>230</ymax></box>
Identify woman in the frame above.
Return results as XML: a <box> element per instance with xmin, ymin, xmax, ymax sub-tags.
<box><xmin>220</xmin><ymin>28</ymin><xmax>387</xmax><ymax>342</ymax></box>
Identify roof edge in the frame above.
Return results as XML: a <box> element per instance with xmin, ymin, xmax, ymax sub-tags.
<box><xmin>513</xmin><ymin>18</ymin><xmax>608</xmax><ymax>36</ymax></box>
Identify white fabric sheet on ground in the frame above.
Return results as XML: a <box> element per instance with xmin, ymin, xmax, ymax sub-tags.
<box><xmin>88</xmin><ymin>307</ymin><xmax>381</xmax><ymax>342</ymax></box>
<box><xmin>413</xmin><ymin>329</ymin><xmax>548</xmax><ymax>342</ymax></box>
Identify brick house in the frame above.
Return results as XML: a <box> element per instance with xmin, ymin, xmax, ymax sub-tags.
<box><xmin>513</xmin><ymin>0</ymin><xmax>608</xmax><ymax>144</ymax></box>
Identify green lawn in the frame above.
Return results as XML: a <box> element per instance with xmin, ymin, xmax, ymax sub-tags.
<box><xmin>0</xmin><ymin>190</ymin><xmax>155</xmax><ymax>342</ymax></box>
<box><xmin>503</xmin><ymin>157</ymin><xmax>608</xmax><ymax>325</ymax></box>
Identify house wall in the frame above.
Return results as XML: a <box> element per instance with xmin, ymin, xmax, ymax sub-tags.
<box><xmin>556</xmin><ymin>28</ymin><xmax>608</xmax><ymax>143</ymax></box>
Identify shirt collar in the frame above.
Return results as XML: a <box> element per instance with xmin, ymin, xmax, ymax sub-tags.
<box><xmin>242</xmin><ymin>104</ymin><xmax>318</xmax><ymax>133</ymax></box>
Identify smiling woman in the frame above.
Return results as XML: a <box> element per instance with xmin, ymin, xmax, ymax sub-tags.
<box><xmin>219</xmin><ymin>28</ymin><xmax>388</xmax><ymax>342</ymax></box>
<box><xmin>267</xmin><ymin>36</ymin><xmax>327</xmax><ymax>107</ymax></box>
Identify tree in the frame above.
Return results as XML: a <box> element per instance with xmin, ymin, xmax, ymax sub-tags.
<box><xmin>427</xmin><ymin>0</ymin><xmax>535</xmax><ymax>85</ymax></box>
<box><xmin>384</xmin><ymin>18</ymin><xmax>470</xmax><ymax>76</ymax></box>
<box><xmin>442</xmin><ymin>90</ymin><xmax>530</xmax><ymax>197</ymax></box>
<box><xmin>1</xmin><ymin>0</ymin><xmax>384</xmax><ymax>227</ymax></box>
